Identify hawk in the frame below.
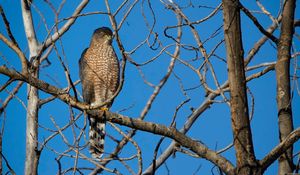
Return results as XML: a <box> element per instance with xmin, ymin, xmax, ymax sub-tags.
<box><xmin>79</xmin><ymin>27</ymin><xmax>120</xmax><ymax>159</ymax></box>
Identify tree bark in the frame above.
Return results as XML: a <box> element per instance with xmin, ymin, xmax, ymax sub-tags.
<box><xmin>276</xmin><ymin>0</ymin><xmax>296</xmax><ymax>174</ymax></box>
<box><xmin>25</xmin><ymin>85</ymin><xmax>39</xmax><ymax>175</ymax></box>
<box><xmin>21</xmin><ymin>0</ymin><xmax>40</xmax><ymax>174</ymax></box>
<box><xmin>222</xmin><ymin>0</ymin><xmax>257</xmax><ymax>174</ymax></box>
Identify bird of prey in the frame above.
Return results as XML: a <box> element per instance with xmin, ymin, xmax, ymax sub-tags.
<box><xmin>79</xmin><ymin>27</ymin><xmax>120</xmax><ymax>159</ymax></box>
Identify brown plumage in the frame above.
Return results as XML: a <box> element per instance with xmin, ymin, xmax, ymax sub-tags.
<box><xmin>79</xmin><ymin>27</ymin><xmax>120</xmax><ymax>159</ymax></box>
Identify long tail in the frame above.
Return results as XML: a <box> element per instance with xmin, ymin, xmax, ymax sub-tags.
<box><xmin>88</xmin><ymin>115</ymin><xmax>105</xmax><ymax>159</ymax></box>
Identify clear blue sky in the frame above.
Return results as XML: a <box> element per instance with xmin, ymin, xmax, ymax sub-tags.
<box><xmin>0</xmin><ymin>0</ymin><xmax>299</xmax><ymax>174</ymax></box>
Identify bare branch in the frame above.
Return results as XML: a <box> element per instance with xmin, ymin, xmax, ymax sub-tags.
<box><xmin>295</xmin><ymin>19</ymin><xmax>300</xmax><ymax>27</ymax></box>
<box><xmin>244</xmin><ymin>15</ymin><xmax>282</xmax><ymax>65</ymax></box>
<box><xmin>0</xmin><ymin>6</ymin><xmax>19</xmax><ymax>47</ymax></box>
<box><xmin>21</xmin><ymin>0</ymin><xmax>39</xmax><ymax>56</ymax></box>
<box><xmin>0</xmin><ymin>66</ymin><xmax>88</xmax><ymax>110</ymax></box>
<box><xmin>0</xmin><ymin>151</ymin><xmax>16</xmax><ymax>175</ymax></box>
<box><xmin>43</xmin><ymin>0</ymin><xmax>90</xmax><ymax>50</ymax></box>
<box><xmin>275</xmin><ymin>0</ymin><xmax>296</xmax><ymax>173</ymax></box>
<box><xmin>97</xmin><ymin>111</ymin><xmax>235</xmax><ymax>175</ymax></box>
<box><xmin>0</xmin><ymin>81</ymin><xmax>24</xmax><ymax>115</ymax></box>
<box><xmin>0</xmin><ymin>33</ymin><xmax>29</xmax><ymax>72</ymax></box>
<box><xmin>223</xmin><ymin>1</ymin><xmax>256</xmax><ymax>174</ymax></box>
<box><xmin>239</xmin><ymin>2</ymin><xmax>278</xmax><ymax>44</ymax></box>
<box><xmin>260</xmin><ymin>127</ymin><xmax>300</xmax><ymax>172</ymax></box>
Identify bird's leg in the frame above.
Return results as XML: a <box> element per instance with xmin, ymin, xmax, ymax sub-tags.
<box><xmin>100</xmin><ymin>107</ymin><xmax>109</xmax><ymax>120</ymax></box>
<box><xmin>90</xmin><ymin>103</ymin><xmax>108</xmax><ymax>119</ymax></box>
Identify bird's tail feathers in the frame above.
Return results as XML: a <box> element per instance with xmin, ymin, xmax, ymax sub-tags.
<box><xmin>88</xmin><ymin>116</ymin><xmax>105</xmax><ymax>160</ymax></box>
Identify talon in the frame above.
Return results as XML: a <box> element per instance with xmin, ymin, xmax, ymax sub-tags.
<box><xmin>100</xmin><ymin>107</ymin><xmax>109</xmax><ymax>111</ymax></box>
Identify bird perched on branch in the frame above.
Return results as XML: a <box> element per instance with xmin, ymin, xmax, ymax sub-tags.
<box><xmin>79</xmin><ymin>27</ymin><xmax>120</xmax><ymax>159</ymax></box>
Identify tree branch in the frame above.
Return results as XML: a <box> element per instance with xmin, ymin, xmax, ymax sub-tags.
<box><xmin>0</xmin><ymin>33</ymin><xmax>29</xmax><ymax>72</ymax></box>
<box><xmin>222</xmin><ymin>0</ymin><xmax>256</xmax><ymax>174</ymax></box>
<box><xmin>0</xmin><ymin>66</ymin><xmax>87</xmax><ymax>110</ymax></box>
<box><xmin>239</xmin><ymin>2</ymin><xmax>278</xmax><ymax>44</ymax></box>
<box><xmin>275</xmin><ymin>0</ymin><xmax>296</xmax><ymax>173</ymax></box>
<box><xmin>21</xmin><ymin>1</ymin><xmax>42</xmax><ymax>174</ymax></box>
<box><xmin>94</xmin><ymin>112</ymin><xmax>235</xmax><ymax>175</ymax></box>
<box><xmin>0</xmin><ymin>65</ymin><xmax>235</xmax><ymax>175</ymax></box>
<box><xmin>0</xmin><ymin>6</ymin><xmax>19</xmax><ymax>47</ymax></box>
<box><xmin>21</xmin><ymin>0</ymin><xmax>39</xmax><ymax>56</ymax></box>
<box><xmin>244</xmin><ymin>15</ymin><xmax>282</xmax><ymax>66</ymax></box>
<box><xmin>294</xmin><ymin>19</ymin><xmax>300</xmax><ymax>27</ymax></box>
<box><xmin>260</xmin><ymin>127</ymin><xmax>300</xmax><ymax>172</ymax></box>
<box><xmin>43</xmin><ymin>0</ymin><xmax>90</xmax><ymax>50</ymax></box>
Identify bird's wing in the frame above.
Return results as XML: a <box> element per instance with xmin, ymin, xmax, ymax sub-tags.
<box><xmin>79</xmin><ymin>48</ymin><xmax>95</xmax><ymax>103</ymax></box>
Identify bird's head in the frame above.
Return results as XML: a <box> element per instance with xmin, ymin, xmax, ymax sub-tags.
<box><xmin>92</xmin><ymin>27</ymin><xmax>113</xmax><ymax>45</ymax></box>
